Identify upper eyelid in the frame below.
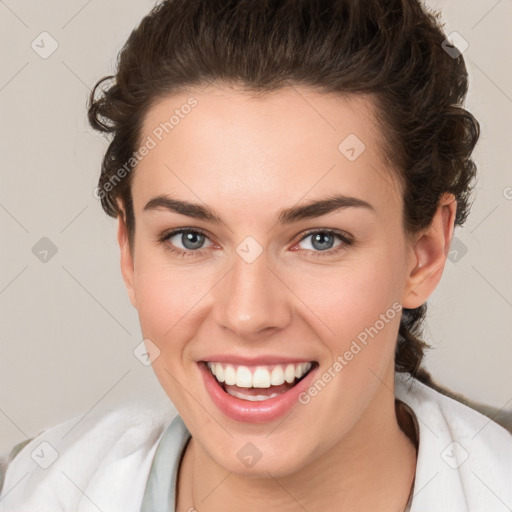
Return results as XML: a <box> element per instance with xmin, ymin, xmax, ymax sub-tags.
<box><xmin>298</xmin><ymin>228</ymin><xmax>352</xmax><ymax>241</ymax></box>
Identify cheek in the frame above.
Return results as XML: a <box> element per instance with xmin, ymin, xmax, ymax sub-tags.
<box><xmin>131</xmin><ymin>265</ymin><xmax>208</xmax><ymax>406</ymax></box>
<box><xmin>282</xmin><ymin>244</ymin><xmax>406</xmax><ymax>363</ymax></box>
<box><xmin>132</xmin><ymin>263</ymin><xmax>207</xmax><ymax>351</ymax></box>
<box><xmin>341</xmin><ymin>263</ymin><xmax>403</xmax><ymax>335</ymax></box>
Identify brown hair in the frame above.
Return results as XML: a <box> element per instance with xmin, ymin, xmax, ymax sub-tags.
<box><xmin>87</xmin><ymin>0</ymin><xmax>479</xmax><ymax>377</ymax></box>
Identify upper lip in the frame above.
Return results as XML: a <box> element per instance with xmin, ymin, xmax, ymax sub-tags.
<box><xmin>199</xmin><ymin>355</ymin><xmax>318</xmax><ymax>366</ymax></box>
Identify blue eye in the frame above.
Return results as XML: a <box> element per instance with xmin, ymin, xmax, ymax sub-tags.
<box><xmin>295</xmin><ymin>229</ymin><xmax>353</xmax><ymax>259</ymax></box>
<box><xmin>158</xmin><ymin>228</ymin><xmax>353</xmax><ymax>259</ymax></box>
<box><xmin>159</xmin><ymin>229</ymin><xmax>211</xmax><ymax>257</ymax></box>
<box><xmin>299</xmin><ymin>231</ymin><xmax>343</xmax><ymax>251</ymax></box>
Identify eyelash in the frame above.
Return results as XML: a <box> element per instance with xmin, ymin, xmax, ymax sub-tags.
<box><xmin>157</xmin><ymin>228</ymin><xmax>353</xmax><ymax>259</ymax></box>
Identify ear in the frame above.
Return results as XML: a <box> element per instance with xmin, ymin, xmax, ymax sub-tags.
<box><xmin>117</xmin><ymin>206</ymin><xmax>137</xmax><ymax>309</ymax></box>
<box><xmin>401</xmin><ymin>193</ymin><xmax>457</xmax><ymax>309</ymax></box>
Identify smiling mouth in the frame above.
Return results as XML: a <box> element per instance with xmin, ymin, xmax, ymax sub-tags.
<box><xmin>204</xmin><ymin>361</ymin><xmax>318</xmax><ymax>401</ymax></box>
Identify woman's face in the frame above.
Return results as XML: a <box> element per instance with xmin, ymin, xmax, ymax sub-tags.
<box><xmin>120</xmin><ymin>85</ymin><xmax>421</xmax><ymax>476</ymax></box>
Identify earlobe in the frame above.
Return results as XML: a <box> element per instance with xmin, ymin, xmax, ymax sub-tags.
<box><xmin>402</xmin><ymin>193</ymin><xmax>457</xmax><ymax>309</ymax></box>
<box><xmin>117</xmin><ymin>208</ymin><xmax>137</xmax><ymax>309</ymax></box>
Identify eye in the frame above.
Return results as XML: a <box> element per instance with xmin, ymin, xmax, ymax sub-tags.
<box><xmin>294</xmin><ymin>229</ymin><xmax>353</xmax><ymax>258</ymax></box>
<box><xmin>158</xmin><ymin>227</ymin><xmax>353</xmax><ymax>259</ymax></box>
<box><xmin>158</xmin><ymin>228</ymin><xmax>213</xmax><ymax>257</ymax></box>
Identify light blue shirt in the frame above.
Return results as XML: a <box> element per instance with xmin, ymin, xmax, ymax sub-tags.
<box><xmin>140</xmin><ymin>414</ymin><xmax>190</xmax><ymax>511</ymax></box>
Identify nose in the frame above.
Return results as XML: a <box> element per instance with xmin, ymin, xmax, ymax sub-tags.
<box><xmin>213</xmin><ymin>250</ymin><xmax>292</xmax><ymax>339</ymax></box>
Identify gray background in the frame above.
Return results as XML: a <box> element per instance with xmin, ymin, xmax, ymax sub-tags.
<box><xmin>1</xmin><ymin>0</ymin><xmax>511</xmax><ymax>455</ymax></box>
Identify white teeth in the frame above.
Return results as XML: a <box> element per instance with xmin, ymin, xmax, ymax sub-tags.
<box><xmin>226</xmin><ymin>388</ymin><xmax>281</xmax><ymax>401</ymax></box>
<box><xmin>236</xmin><ymin>366</ymin><xmax>253</xmax><ymax>387</ymax></box>
<box><xmin>252</xmin><ymin>367</ymin><xmax>271</xmax><ymax>388</ymax></box>
<box><xmin>285</xmin><ymin>364</ymin><xmax>296</xmax><ymax>384</ymax></box>
<box><xmin>215</xmin><ymin>363</ymin><xmax>224</xmax><ymax>383</ymax></box>
<box><xmin>271</xmin><ymin>366</ymin><xmax>285</xmax><ymax>386</ymax></box>
<box><xmin>207</xmin><ymin>361</ymin><xmax>313</xmax><ymax>389</ymax></box>
<box><xmin>224</xmin><ymin>365</ymin><xmax>236</xmax><ymax>385</ymax></box>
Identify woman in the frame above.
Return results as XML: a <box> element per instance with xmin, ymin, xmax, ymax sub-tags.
<box><xmin>1</xmin><ymin>0</ymin><xmax>511</xmax><ymax>511</ymax></box>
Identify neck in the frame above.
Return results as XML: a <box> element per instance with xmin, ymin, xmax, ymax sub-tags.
<box><xmin>176</xmin><ymin>376</ymin><xmax>417</xmax><ymax>512</ymax></box>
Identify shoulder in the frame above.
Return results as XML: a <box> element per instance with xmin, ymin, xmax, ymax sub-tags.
<box><xmin>395</xmin><ymin>372</ymin><xmax>512</xmax><ymax>447</ymax></box>
<box><xmin>395</xmin><ymin>372</ymin><xmax>512</xmax><ymax>511</ymax></box>
<box><xmin>0</xmin><ymin>397</ymin><xmax>178</xmax><ymax>512</ymax></box>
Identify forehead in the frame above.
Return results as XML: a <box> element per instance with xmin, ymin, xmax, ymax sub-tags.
<box><xmin>132</xmin><ymin>85</ymin><xmax>401</xmax><ymax>217</ymax></box>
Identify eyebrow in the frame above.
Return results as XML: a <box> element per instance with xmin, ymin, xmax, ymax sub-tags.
<box><xmin>143</xmin><ymin>194</ymin><xmax>375</xmax><ymax>225</ymax></box>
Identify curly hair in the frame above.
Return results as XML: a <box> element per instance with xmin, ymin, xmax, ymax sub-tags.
<box><xmin>87</xmin><ymin>0</ymin><xmax>479</xmax><ymax>377</ymax></box>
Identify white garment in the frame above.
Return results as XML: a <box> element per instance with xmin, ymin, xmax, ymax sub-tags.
<box><xmin>0</xmin><ymin>374</ymin><xmax>511</xmax><ymax>511</ymax></box>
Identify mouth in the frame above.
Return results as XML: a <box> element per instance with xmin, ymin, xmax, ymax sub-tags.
<box><xmin>198</xmin><ymin>359</ymin><xmax>319</xmax><ymax>423</ymax></box>
<box><xmin>206</xmin><ymin>361</ymin><xmax>316</xmax><ymax>401</ymax></box>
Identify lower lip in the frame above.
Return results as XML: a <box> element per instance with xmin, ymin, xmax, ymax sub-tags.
<box><xmin>198</xmin><ymin>362</ymin><xmax>318</xmax><ymax>423</ymax></box>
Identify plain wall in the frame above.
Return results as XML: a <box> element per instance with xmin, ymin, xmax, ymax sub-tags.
<box><xmin>1</xmin><ymin>0</ymin><xmax>511</xmax><ymax>455</ymax></box>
